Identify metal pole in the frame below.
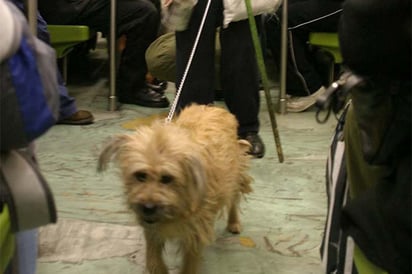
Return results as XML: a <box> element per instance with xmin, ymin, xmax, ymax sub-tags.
<box><xmin>25</xmin><ymin>0</ymin><xmax>37</xmax><ymax>36</ymax></box>
<box><xmin>279</xmin><ymin>0</ymin><xmax>288</xmax><ymax>114</ymax></box>
<box><xmin>108</xmin><ymin>0</ymin><xmax>117</xmax><ymax>111</ymax></box>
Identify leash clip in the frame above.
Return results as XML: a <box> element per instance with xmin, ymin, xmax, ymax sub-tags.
<box><xmin>316</xmin><ymin>71</ymin><xmax>365</xmax><ymax>123</ymax></box>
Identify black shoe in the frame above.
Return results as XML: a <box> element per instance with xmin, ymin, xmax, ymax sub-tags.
<box><xmin>239</xmin><ymin>132</ymin><xmax>265</xmax><ymax>158</ymax></box>
<box><xmin>146</xmin><ymin>79</ymin><xmax>168</xmax><ymax>94</ymax></box>
<box><xmin>118</xmin><ymin>87</ymin><xmax>170</xmax><ymax>108</ymax></box>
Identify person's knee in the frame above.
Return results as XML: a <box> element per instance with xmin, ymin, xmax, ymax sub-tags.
<box><xmin>124</xmin><ymin>0</ymin><xmax>160</xmax><ymax>31</ymax></box>
<box><xmin>145</xmin><ymin>32</ymin><xmax>177</xmax><ymax>82</ymax></box>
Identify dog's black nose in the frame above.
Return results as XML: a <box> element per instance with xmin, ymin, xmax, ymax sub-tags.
<box><xmin>139</xmin><ymin>204</ymin><xmax>157</xmax><ymax>215</ymax></box>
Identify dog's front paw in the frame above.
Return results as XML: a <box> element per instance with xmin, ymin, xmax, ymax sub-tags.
<box><xmin>226</xmin><ymin>222</ymin><xmax>242</xmax><ymax>234</ymax></box>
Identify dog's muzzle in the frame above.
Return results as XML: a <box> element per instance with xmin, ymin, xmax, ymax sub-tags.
<box><xmin>136</xmin><ymin>203</ymin><xmax>160</xmax><ymax>224</ymax></box>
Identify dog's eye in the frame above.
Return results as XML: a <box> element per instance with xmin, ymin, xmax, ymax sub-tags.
<box><xmin>160</xmin><ymin>175</ymin><xmax>173</xmax><ymax>184</ymax></box>
<box><xmin>134</xmin><ymin>171</ymin><xmax>147</xmax><ymax>182</ymax></box>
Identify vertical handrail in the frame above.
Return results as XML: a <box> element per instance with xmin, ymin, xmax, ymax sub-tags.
<box><xmin>108</xmin><ymin>0</ymin><xmax>117</xmax><ymax>111</ymax></box>
<box><xmin>25</xmin><ymin>0</ymin><xmax>37</xmax><ymax>36</ymax></box>
<box><xmin>279</xmin><ymin>0</ymin><xmax>288</xmax><ymax>114</ymax></box>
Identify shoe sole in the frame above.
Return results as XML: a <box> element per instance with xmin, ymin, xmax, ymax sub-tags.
<box><xmin>146</xmin><ymin>83</ymin><xmax>167</xmax><ymax>93</ymax></box>
<box><xmin>287</xmin><ymin>102</ymin><xmax>316</xmax><ymax>112</ymax></box>
<box><xmin>118</xmin><ymin>99</ymin><xmax>170</xmax><ymax>108</ymax></box>
<box><xmin>57</xmin><ymin>118</ymin><xmax>94</xmax><ymax>125</ymax></box>
<box><xmin>286</xmin><ymin>87</ymin><xmax>326</xmax><ymax>112</ymax></box>
<box><xmin>250</xmin><ymin>152</ymin><xmax>265</xmax><ymax>159</ymax></box>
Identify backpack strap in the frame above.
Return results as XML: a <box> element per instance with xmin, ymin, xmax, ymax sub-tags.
<box><xmin>0</xmin><ymin>149</ymin><xmax>57</xmax><ymax>232</ymax></box>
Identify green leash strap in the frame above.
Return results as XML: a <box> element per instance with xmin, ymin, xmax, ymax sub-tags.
<box><xmin>244</xmin><ymin>0</ymin><xmax>284</xmax><ymax>163</ymax></box>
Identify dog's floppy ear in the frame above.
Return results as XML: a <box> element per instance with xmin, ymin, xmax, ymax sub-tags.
<box><xmin>238</xmin><ymin>139</ymin><xmax>252</xmax><ymax>154</ymax></box>
<box><xmin>184</xmin><ymin>154</ymin><xmax>206</xmax><ymax>212</ymax></box>
<box><xmin>97</xmin><ymin>135</ymin><xmax>130</xmax><ymax>172</ymax></box>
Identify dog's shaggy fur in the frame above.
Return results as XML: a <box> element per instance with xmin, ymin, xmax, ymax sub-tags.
<box><xmin>98</xmin><ymin>104</ymin><xmax>252</xmax><ymax>274</ymax></box>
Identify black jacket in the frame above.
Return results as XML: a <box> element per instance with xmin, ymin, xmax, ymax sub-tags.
<box><xmin>38</xmin><ymin>0</ymin><xmax>90</xmax><ymax>24</ymax></box>
<box><xmin>339</xmin><ymin>0</ymin><xmax>411</xmax><ymax>81</ymax></box>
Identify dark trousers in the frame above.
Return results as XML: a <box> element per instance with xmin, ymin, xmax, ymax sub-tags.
<box><xmin>343</xmin><ymin>80</ymin><xmax>411</xmax><ymax>274</ymax></box>
<box><xmin>265</xmin><ymin>0</ymin><xmax>342</xmax><ymax>96</ymax></box>
<box><xmin>175</xmin><ymin>0</ymin><xmax>260</xmax><ymax>135</ymax></box>
<box><xmin>39</xmin><ymin>0</ymin><xmax>160</xmax><ymax>94</ymax></box>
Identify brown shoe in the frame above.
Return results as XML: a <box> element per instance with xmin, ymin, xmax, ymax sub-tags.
<box><xmin>57</xmin><ymin>110</ymin><xmax>94</xmax><ymax>125</ymax></box>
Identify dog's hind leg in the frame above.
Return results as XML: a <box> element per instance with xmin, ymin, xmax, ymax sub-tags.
<box><xmin>226</xmin><ymin>192</ymin><xmax>242</xmax><ymax>234</ymax></box>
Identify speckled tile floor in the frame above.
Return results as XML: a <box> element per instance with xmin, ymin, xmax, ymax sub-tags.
<box><xmin>34</xmin><ymin>49</ymin><xmax>337</xmax><ymax>274</ymax></box>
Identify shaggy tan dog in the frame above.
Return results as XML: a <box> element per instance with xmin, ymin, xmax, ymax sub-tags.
<box><xmin>98</xmin><ymin>104</ymin><xmax>252</xmax><ymax>274</ymax></box>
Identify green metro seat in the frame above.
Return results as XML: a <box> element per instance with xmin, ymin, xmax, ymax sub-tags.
<box><xmin>309</xmin><ymin>32</ymin><xmax>342</xmax><ymax>63</ymax></box>
<box><xmin>309</xmin><ymin>32</ymin><xmax>342</xmax><ymax>85</ymax></box>
<box><xmin>0</xmin><ymin>205</ymin><xmax>15</xmax><ymax>272</ymax></box>
<box><xmin>354</xmin><ymin>245</ymin><xmax>388</xmax><ymax>274</ymax></box>
<box><xmin>47</xmin><ymin>25</ymin><xmax>91</xmax><ymax>82</ymax></box>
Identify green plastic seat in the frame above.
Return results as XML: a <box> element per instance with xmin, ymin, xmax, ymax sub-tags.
<box><xmin>47</xmin><ymin>25</ymin><xmax>91</xmax><ymax>82</ymax></box>
<box><xmin>354</xmin><ymin>244</ymin><xmax>388</xmax><ymax>274</ymax></box>
<box><xmin>309</xmin><ymin>32</ymin><xmax>342</xmax><ymax>63</ymax></box>
<box><xmin>47</xmin><ymin>25</ymin><xmax>90</xmax><ymax>58</ymax></box>
<box><xmin>0</xmin><ymin>205</ymin><xmax>15</xmax><ymax>273</ymax></box>
<box><xmin>309</xmin><ymin>32</ymin><xmax>342</xmax><ymax>84</ymax></box>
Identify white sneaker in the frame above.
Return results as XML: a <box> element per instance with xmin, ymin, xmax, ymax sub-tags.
<box><xmin>310</xmin><ymin>86</ymin><xmax>326</xmax><ymax>98</ymax></box>
<box><xmin>286</xmin><ymin>87</ymin><xmax>325</xmax><ymax>113</ymax></box>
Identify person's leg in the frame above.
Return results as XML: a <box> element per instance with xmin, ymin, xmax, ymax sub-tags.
<box><xmin>343</xmin><ymin>100</ymin><xmax>410</xmax><ymax>274</ymax></box>
<box><xmin>115</xmin><ymin>0</ymin><xmax>168</xmax><ymax>107</ymax></box>
<box><xmin>146</xmin><ymin>32</ymin><xmax>178</xmax><ymax>82</ymax></box>
<box><xmin>286</xmin><ymin>0</ymin><xmax>342</xmax><ymax>95</ymax></box>
<box><xmin>64</xmin><ymin>0</ymin><xmax>168</xmax><ymax>107</ymax></box>
<box><xmin>146</xmin><ymin>31</ymin><xmax>222</xmax><ymax>91</ymax></box>
<box><xmin>3</xmin><ymin>229</ymin><xmax>38</xmax><ymax>274</ymax></box>
<box><xmin>54</xmin><ymin>71</ymin><xmax>94</xmax><ymax>124</ymax></box>
<box><xmin>267</xmin><ymin>0</ymin><xmax>342</xmax><ymax>96</ymax></box>
<box><xmin>220</xmin><ymin>17</ymin><xmax>265</xmax><ymax>158</ymax></box>
<box><xmin>56</xmin><ymin>72</ymin><xmax>77</xmax><ymax>118</ymax></box>
<box><xmin>220</xmin><ymin>20</ymin><xmax>260</xmax><ymax>135</ymax></box>
<box><xmin>175</xmin><ymin>0</ymin><xmax>222</xmax><ymax>108</ymax></box>
<box><xmin>36</xmin><ymin>11</ymin><xmax>94</xmax><ymax>124</ymax></box>
<box><xmin>266</xmin><ymin>0</ymin><xmax>342</xmax><ymax>112</ymax></box>
<box><xmin>265</xmin><ymin>11</ymin><xmax>313</xmax><ymax>96</ymax></box>
<box><xmin>15</xmin><ymin>229</ymin><xmax>38</xmax><ymax>274</ymax></box>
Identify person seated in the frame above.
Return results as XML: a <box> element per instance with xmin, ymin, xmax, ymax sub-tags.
<box><xmin>38</xmin><ymin>0</ymin><xmax>170</xmax><ymax>108</ymax></box>
<box><xmin>321</xmin><ymin>0</ymin><xmax>411</xmax><ymax>273</ymax></box>
<box><xmin>264</xmin><ymin>0</ymin><xmax>344</xmax><ymax>112</ymax></box>
<box><xmin>146</xmin><ymin>31</ymin><xmax>222</xmax><ymax>90</ymax></box>
<box><xmin>9</xmin><ymin>0</ymin><xmax>94</xmax><ymax>125</ymax></box>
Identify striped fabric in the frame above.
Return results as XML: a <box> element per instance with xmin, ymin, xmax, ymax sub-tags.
<box><xmin>320</xmin><ymin>105</ymin><xmax>358</xmax><ymax>274</ymax></box>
